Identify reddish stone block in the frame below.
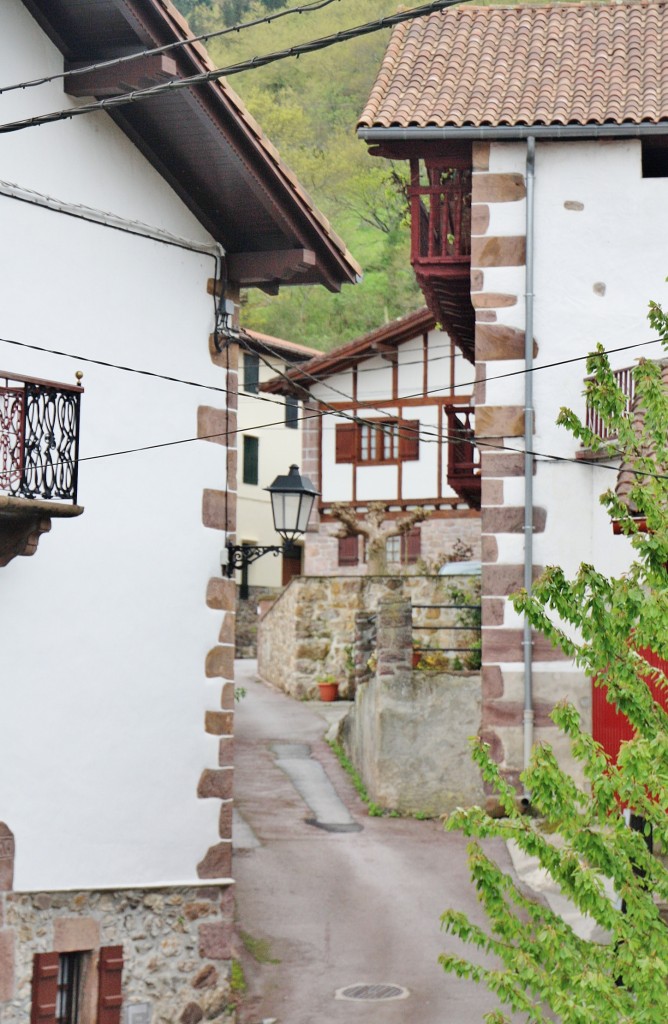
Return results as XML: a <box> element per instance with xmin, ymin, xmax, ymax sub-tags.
<box><xmin>218</xmin><ymin>736</ymin><xmax>234</xmax><ymax>768</ymax></box>
<box><xmin>471</xmin><ymin>269</ymin><xmax>484</xmax><ymax>291</ymax></box>
<box><xmin>476</xmin><ymin>311</ymin><xmax>497</xmax><ymax>323</ymax></box>
<box><xmin>197</xmin><ymin>843</ymin><xmax>233</xmax><ymax>879</ymax></box>
<box><xmin>197</xmin><ymin>769</ymin><xmax>233</xmax><ymax>800</ymax></box>
<box><xmin>483</xmin><ymin>628</ymin><xmax>569</xmax><ymax>663</ymax></box>
<box><xmin>220</xmin><ymin>683</ymin><xmax>235</xmax><ymax>711</ymax></box>
<box><xmin>218</xmin><ymin>802</ymin><xmax>233</xmax><ymax>841</ymax></box>
<box><xmin>197</xmin><ymin>406</ymin><xmax>227</xmax><ymax>446</ymax></box>
<box><xmin>483</xmin><ymin>564</ymin><xmax>543</xmax><ymax>597</ymax></box>
<box><xmin>205</xmin><ymin>578</ymin><xmax>236</xmax><ymax>612</ymax></box>
<box><xmin>202</xmin><ymin>490</ymin><xmax>227</xmax><ymax>531</ymax></box>
<box><xmin>472</xmin><ymin>292</ymin><xmax>518</xmax><ymax>309</ymax></box>
<box><xmin>53</xmin><ymin>917</ymin><xmax>100</xmax><ymax>952</ymax></box>
<box><xmin>473</xmin><ymin>173</ymin><xmax>526</xmax><ymax>204</ymax></box>
<box><xmin>0</xmin><ymin>824</ymin><xmax>14</xmax><ymax>892</ymax></box>
<box><xmin>481</xmin><ymin>506</ymin><xmax>546</xmax><ymax>534</ymax></box>
<box><xmin>472</xmin><ymin>142</ymin><xmax>490</xmax><ymax>171</ymax></box>
<box><xmin>471</xmin><ymin>234</ymin><xmax>526</xmax><ymax>268</ymax></box>
<box><xmin>482</xmin><ymin>598</ymin><xmax>505</xmax><ymax>627</ymax></box>
<box><xmin>218</xmin><ymin>614</ymin><xmax>235</xmax><ymax>645</ymax></box>
<box><xmin>204</xmin><ymin>711</ymin><xmax>233</xmax><ymax>736</ymax></box>
<box><xmin>481</xmin><ymin>478</ymin><xmax>504</xmax><ymax>506</ymax></box>
<box><xmin>0</xmin><ymin>930</ymin><xmax>15</xmax><ymax>1000</ymax></box>
<box><xmin>205</xmin><ymin>645</ymin><xmax>234</xmax><ymax>680</ymax></box>
<box><xmin>481</xmin><ymin>535</ymin><xmax>499</xmax><ymax>563</ymax></box>
<box><xmin>192</xmin><ymin>964</ymin><xmax>218</xmax><ymax>989</ymax></box>
<box><xmin>198</xmin><ymin>922</ymin><xmax>232</xmax><ymax>961</ymax></box>
<box><xmin>471</xmin><ymin>204</ymin><xmax>490</xmax><ymax>236</ymax></box>
<box><xmin>181</xmin><ymin>1002</ymin><xmax>204</xmax><ymax>1024</ymax></box>
<box><xmin>476</xmin><ymin>323</ymin><xmax>537</xmax><ymax>361</ymax></box>
<box><xmin>482</xmin><ymin>665</ymin><xmax>504</xmax><ymax>699</ymax></box>
<box><xmin>476</xmin><ymin>405</ymin><xmax>525</xmax><ymax>438</ymax></box>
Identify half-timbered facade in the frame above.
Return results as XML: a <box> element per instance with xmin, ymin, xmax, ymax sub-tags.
<box><xmin>263</xmin><ymin>309</ymin><xmax>481</xmax><ymax>574</ymax></box>
<box><xmin>358</xmin><ymin>1</ymin><xmax>668</xmax><ymax>786</ymax></box>
<box><xmin>0</xmin><ymin>2</ymin><xmax>358</xmax><ymax>1021</ymax></box>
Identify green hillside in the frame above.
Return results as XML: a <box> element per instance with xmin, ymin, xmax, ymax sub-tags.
<box><xmin>174</xmin><ymin>0</ymin><xmax>589</xmax><ymax>349</ymax></box>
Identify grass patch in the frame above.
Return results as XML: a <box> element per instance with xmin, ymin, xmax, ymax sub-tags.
<box><xmin>240</xmin><ymin>930</ymin><xmax>281</xmax><ymax>965</ymax></box>
<box><xmin>328</xmin><ymin>740</ymin><xmax>402</xmax><ymax>818</ymax></box>
<box><xmin>230</xmin><ymin>960</ymin><xmax>247</xmax><ymax>994</ymax></box>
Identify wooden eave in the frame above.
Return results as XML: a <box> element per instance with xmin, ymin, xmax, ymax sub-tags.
<box><xmin>21</xmin><ymin>0</ymin><xmax>360</xmax><ymax>294</ymax></box>
<box><xmin>261</xmin><ymin>308</ymin><xmax>435</xmax><ymax>395</ymax></box>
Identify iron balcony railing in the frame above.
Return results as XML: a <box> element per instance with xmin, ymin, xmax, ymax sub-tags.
<box><xmin>585</xmin><ymin>365</ymin><xmax>635</xmax><ymax>441</ymax></box>
<box><xmin>0</xmin><ymin>371</ymin><xmax>83</xmax><ymax>504</ymax></box>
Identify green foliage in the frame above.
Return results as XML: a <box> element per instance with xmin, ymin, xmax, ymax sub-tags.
<box><xmin>230</xmin><ymin>959</ymin><xmax>247</xmax><ymax>993</ymax></box>
<box><xmin>172</xmin><ymin>0</ymin><xmax>422</xmax><ymax>348</ymax></box>
<box><xmin>441</xmin><ymin>304</ymin><xmax>668</xmax><ymax>1022</ymax></box>
<box><xmin>239</xmin><ymin>930</ymin><xmax>281</xmax><ymax>964</ymax></box>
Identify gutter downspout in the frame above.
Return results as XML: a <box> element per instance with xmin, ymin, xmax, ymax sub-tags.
<box><xmin>523</xmin><ymin>136</ymin><xmax>536</xmax><ymax>777</ymax></box>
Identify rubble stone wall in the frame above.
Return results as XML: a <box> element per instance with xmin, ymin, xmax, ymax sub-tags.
<box><xmin>257</xmin><ymin>573</ymin><xmax>475</xmax><ymax>698</ymax></box>
<box><xmin>0</xmin><ymin>883</ymin><xmax>235</xmax><ymax>1024</ymax></box>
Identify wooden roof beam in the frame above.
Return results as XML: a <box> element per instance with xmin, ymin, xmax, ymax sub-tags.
<box><xmin>227</xmin><ymin>248</ymin><xmax>316</xmax><ymax>288</ymax></box>
<box><xmin>64</xmin><ymin>55</ymin><xmax>178</xmax><ymax>97</ymax></box>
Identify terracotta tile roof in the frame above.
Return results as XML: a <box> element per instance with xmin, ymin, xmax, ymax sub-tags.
<box><xmin>359</xmin><ymin>2</ymin><xmax>668</xmax><ymax>129</ymax></box>
<box><xmin>261</xmin><ymin>308</ymin><xmax>435</xmax><ymax>393</ymax></box>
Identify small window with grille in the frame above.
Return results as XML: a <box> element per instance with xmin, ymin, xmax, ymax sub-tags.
<box><xmin>243</xmin><ymin>352</ymin><xmax>260</xmax><ymax>393</ymax></box>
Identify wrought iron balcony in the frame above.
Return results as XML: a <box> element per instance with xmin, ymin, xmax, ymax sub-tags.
<box><xmin>0</xmin><ymin>371</ymin><xmax>82</xmax><ymax>504</ymax></box>
<box><xmin>446</xmin><ymin>405</ymin><xmax>480</xmax><ymax>510</ymax></box>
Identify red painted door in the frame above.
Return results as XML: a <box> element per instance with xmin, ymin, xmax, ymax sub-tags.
<box><xmin>592</xmin><ymin>646</ymin><xmax>668</xmax><ymax>763</ymax></box>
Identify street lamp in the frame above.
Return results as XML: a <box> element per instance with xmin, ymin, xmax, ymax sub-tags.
<box><xmin>222</xmin><ymin>464</ymin><xmax>318</xmax><ymax>578</ymax></box>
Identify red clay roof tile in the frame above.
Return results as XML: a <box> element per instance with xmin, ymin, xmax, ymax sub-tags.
<box><xmin>359</xmin><ymin>2</ymin><xmax>668</xmax><ymax>129</ymax></box>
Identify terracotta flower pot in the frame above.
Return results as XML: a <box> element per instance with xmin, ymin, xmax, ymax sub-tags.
<box><xmin>318</xmin><ymin>682</ymin><xmax>339</xmax><ymax>702</ymax></box>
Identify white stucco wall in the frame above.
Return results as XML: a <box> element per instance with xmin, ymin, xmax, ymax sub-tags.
<box><xmin>1</xmin><ymin>1</ymin><xmax>229</xmax><ymax>888</ymax></box>
<box><xmin>237</xmin><ymin>354</ymin><xmax>305</xmax><ymax>588</ymax></box>
<box><xmin>485</xmin><ymin>137</ymin><xmax>668</xmax><ymax>642</ymax></box>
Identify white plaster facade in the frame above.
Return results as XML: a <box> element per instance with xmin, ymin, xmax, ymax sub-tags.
<box><xmin>0</xmin><ymin>0</ymin><xmax>227</xmax><ymax>891</ymax></box>
<box><xmin>236</xmin><ymin>336</ymin><xmax>318</xmax><ymax>589</ymax></box>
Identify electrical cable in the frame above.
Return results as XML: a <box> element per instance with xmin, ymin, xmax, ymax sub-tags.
<box><xmin>0</xmin><ymin>0</ymin><xmax>347</xmax><ymax>96</ymax></box>
<box><xmin>0</xmin><ymin>1</ymin><xmax>466</xmax><ymax>136</ymax></box>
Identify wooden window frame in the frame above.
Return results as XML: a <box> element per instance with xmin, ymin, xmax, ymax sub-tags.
<box><xmin>242</xmin><ymin>435</ymin><xmax>259</xmax><ymax>486</ymax></box>
<box><xmin>285</xmin><ymin>394</ymin><xmax>299</xmax><ymax>429</ymax></box>
<box><xmin>242</xmin><ymin>352</ymin><xmax>259</xmax><ymax>394</ymax></box>
<box><xmin>335</xmin><ymin>419</ymin><xmax>420</xmax><ymax>466</ymax></box>
<box><xmin>31</xmin><ymin>945</ymin><xmax>123</xmax><ymax>1024</ymax></box>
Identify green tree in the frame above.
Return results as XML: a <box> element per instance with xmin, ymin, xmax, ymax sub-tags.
<box><xmin>441</xmin><ymin>304</ymin><xmax>668</xmax><ymax>1022</ymax></box>
<box><xmin>172</xmin><ymin>0</ymin><xmax>423</xmax><ymax>348</ymax></box>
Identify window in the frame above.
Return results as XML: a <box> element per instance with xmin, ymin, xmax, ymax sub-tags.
<box><xmin>242</xmin><ymin>436</ymin><xmax>259</xmax><ymax>485</ymax></box>
<box><xmin>385</xmin><ymin>528</ymin><xmax>421</xmax><ymax>565</ymax></box>
<box><xmin>335</xmin><ymin>420</ymin><xmax>420</xmax><ymax>464</ymax></box>
<box><xmin>285</xmin><ymin>394</ymin><xmax>299</xmax><ymax>429</ymax></box>
<box><xmin>338</xmin><ymin>535</ymin><xmax>359</xmax><ymax>566</ymax></box>
<box><xmin>31</xmin><ymin>946</ymin><xmax>123</xmax><ymax>1024</ymax></box>
<box><xmin>243</xmin><ymin>352</ymin><xmax>259</xmax><ymax>393</ymax></box>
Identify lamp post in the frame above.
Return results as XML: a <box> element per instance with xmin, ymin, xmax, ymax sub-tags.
<box><xmin>222</xmin><ymin>464</ymin><xmax>318</xmax><ymax>578</ymax></box>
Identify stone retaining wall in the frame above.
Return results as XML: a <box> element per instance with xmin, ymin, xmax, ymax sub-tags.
<box><xmin>340</xmin><ymin>598</ymin><xmax>485</xmax><ymax>816</ymax></box>
<box><xmin>257</xmin><ymin>574</ymin><xmax>476</xmax><ymax>698</ymax></box>
<box><xmin>0</xmin><ymin>882</ymin><xmax>235</xmax><ymax>1024</ymax></box>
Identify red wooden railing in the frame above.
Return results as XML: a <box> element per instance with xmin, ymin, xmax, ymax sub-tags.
<box><xmin>585</xmin><ymin>365</ymin><xmax>635</xmax><ymax>440</ymax></box>
<box><xmin>409</xmin><ymin>161</ymin><xmax>472</xmax><ymax>266</ymax></box>
<box><xmin>445</xmin><ymin>406</ymin><xmax>480</xmax><ymax>509</ymax></box>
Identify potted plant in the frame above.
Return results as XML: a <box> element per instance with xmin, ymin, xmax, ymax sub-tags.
<box><xmin>316</xmin><ymin>673</ymin><xmax>339</xmax><ymax>702</ymax></box>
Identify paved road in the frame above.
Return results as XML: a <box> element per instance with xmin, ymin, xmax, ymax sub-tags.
<box><xmin>232</xmin><ymin>660</ymin><xmax>519</xmax><ymax>1024</ymax></box>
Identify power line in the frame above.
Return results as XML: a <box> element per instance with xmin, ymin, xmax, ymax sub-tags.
<box><xmin>0</xmin><ymin>1</ymin><xmax>465</xmax><ymax>136</ymax></box>
<box><xmin>0</xmin><ymin>0</ymin><xmax>346</xmax><ymax>96</ymax></box>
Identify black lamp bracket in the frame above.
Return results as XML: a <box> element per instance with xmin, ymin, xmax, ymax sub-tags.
<box><xmin>223</xmin><ymin>542</ymin><xmax>283</xmax><ymax>578</ymax></box>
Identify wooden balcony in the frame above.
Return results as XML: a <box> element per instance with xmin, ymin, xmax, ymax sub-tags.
<box><xmin>1</xmin><ymin>371</ymin><xmax>84</xmax><ymax>566</ymax></box>
<box><xmin>585</xmin><ymin>365</ymin><xmax>635</xmax><ymax>441</ymax></box>
<box><xmin>409</xmin><ymin>160</ymin><xmax>475</xmax><ymax>362</ymax></box>
<box><xmin>446</xmin><ymin>406</ymin><xmax>480</xmax><ymax>510</ymax></box>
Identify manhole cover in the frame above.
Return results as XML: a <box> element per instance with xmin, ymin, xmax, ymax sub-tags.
<box><xmin>335</xmin><ymin>984</ymin><xmax>409</xmax><ymax>1002</ymax></box>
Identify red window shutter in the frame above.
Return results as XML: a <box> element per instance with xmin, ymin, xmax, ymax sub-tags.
<box><xmin>31</xmin><ymin>953</ymin><xmax>59</xmax><ymax>1024</ymax></box>
<box><xmin>97</xmin><ymin>946</ymin><xmax>124</xmax><ymax>1024</ymax></box>
<box><xmin>335</xmin><ymin>423</ymin><xmax>356</xmax><ymax>463</ymax></box>
<box><xmin>403</xmin><ymin>527</ymin><xmax>422</xmax><ymax>564</ymax></box>
<box><xmin>399</xmin><ymin>420</ymin><xmax>420</xmax><ymax>461</ymax></box>
<box><xmin>338</xmin><ymin>535</ymin><xmax>359</xmax><ymax>566</ymax></box>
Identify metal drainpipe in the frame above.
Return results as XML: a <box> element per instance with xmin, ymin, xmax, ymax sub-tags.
<box><xmin>523</xmin><ymin>136</ymin><xmax>536</xmax><ymax>777</ymax></box>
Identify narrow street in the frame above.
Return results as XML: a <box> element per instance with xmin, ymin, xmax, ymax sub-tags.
<box><xmin>231</xmin><ymin>660</ymin><xmax>519</xmax><ymax>1024</ymax></box>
